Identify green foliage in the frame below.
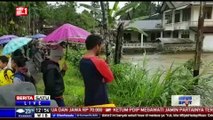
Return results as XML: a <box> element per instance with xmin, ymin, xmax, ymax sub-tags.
<box><xmin>109</xmin><ymin>59</ymin><xmax>208</xmax><ymax>107</ymax></box>
<box><xmin>80</xmin><ymin>2</ymin><xmax>141</xmax><ymax>29</ymax></box>
<box><xmin>36</xmin><ymin>50</ymin><xmax>213</xmax><ymax>107</ymax></box>
<box><xmin>120</xmin><ymin>2</ymin><xmax>161</xmax><ymax>20</ymax></box>
<box><xmin>0</xmin><ymin>26</ymin><xmax>8</xmax><ymax>35</ymax></box>
<box><xmin>0</xmin><ymin>2</ymin><xmax>96</xmax><ymax>35</ymax></box>
<box><xmin>63</xmin><ymin>62</ymin><xmax>84</xmax><ymax>106</ymax></box>
<box><xmin>67</xmin><ymin>48</ymin><xmax>86</xmax><ymax>69</ymax></box>
<box><xmin>77</xmin><ymin>10</ymin><xmax>98</xmax><ymax>32</ymax></box>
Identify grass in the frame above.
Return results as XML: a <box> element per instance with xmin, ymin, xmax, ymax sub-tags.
<box><xmin>35</xmin><ymin>49</ymin><xmax>213</xmax><ymax>107</ymax></box>
<box><xmin>36</xmin><ymin>62</ymin><xmax>84</xmax><ymax>106</ymax></box>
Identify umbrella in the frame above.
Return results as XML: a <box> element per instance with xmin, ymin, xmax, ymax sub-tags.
<box><xmin>2</xmin><ymin>37</ymin><xmax>32</xmax><ymax>55</ymax></box>
<box><xmin>32</xmin><ymin>34</ymin><xmax>46</xmax><ymax>39</ymax></box>
<box><xmin>44</xmin><ymin>23</ymin><xmax>90</xmax><ymax>59</ymax></box>
<box><xmin>0</xmin><ymin>35</ymin><xmax>18</xmax><ymax>45</ymax></box>
<box><xmin>25</xmin><ymin>35</ymin><xmax>32</xmax><ymax>38</ymax></box>
<box><xmin>44</xmin><ymin>23</ymin><xmax>90</xmax><ymax>44</ymax></box>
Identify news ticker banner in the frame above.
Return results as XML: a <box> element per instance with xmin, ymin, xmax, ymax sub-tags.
<box><xmin>1</xmin><ymin>107</ymin><xmax>213</xmax><ymax>118</ymax></box>
<box><xmin>15</xmin><ymin>95</ymin><xmax>51</xmax><ymax>106</ymax></box>
<box><xmin>15</xmin><ymin>95</ymin><xmax>200</xmax><ymax>107</ymax></box>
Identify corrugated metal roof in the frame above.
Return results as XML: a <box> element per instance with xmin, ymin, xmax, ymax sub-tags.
<box><xmin>172</xmin><ymin>2</ymin><xmax>213</xmax><ymax>8</ymax></box>
<box><xmin>156</xmin><ymin>38</ymin><xmax>194</xmax><ymax>44</ymax></box>
<box><xmin>124</xmin><ymin>20</ymin><xmax>162</xmax><ymax>31</ymax></box>
<box><xmin>171</xmin><ymin>2</ymin><xmax>191</xmax><ymax>8</ymax></box>
<box><xmin>161</xmin><ymin>2</ymin><xmax>213</xmax><ymax>12</ymax></box>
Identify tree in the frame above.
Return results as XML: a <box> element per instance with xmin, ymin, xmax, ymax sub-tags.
<box><xmin>120</xmin><ymin>2</ymin><xmax>161</xmax><ymax>20</ymax></box>
<box><xmin>114</xmin><ymin>22</ymin><xmax>124</xmax><ymax>64</ymax></box>
<box><xmin>77</xmin><ymin>10</ymin><xmax>98</xmax><ymax>32</ymax></box>
<box><xmin>80</xmin><ymin>2</ymin><xmax>141</xmax><ymax>63</ymax></box>
<box><xmin>80</xmin><ymin>2</ymin><xmax>140</xmax><ymax>29</ymax></box>
<box><xmin>193</xmin><ymin>2</ymin><xmax>205</xmax><ymax>85</ymax></box>
<box><xmin>0</xmin><ymin>2</ymin><xmax>98</xmax><ymax>38</ymax></box>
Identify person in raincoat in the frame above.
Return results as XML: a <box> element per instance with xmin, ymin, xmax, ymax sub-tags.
<box><xmin>0</xmin><ymin>56</ymin><xmax>14</xmax><ymax>86</ymax></box>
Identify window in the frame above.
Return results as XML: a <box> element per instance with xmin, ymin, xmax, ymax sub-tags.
<box><xmin>173</xmin><ymin>31</ymin><xmax>179</xmax><ymax>38</ymax></box>
<box><xmin>165</xmin><ymin>11</ymin><xmax>172</xmax><ymax>24</ymax></box>
<box><xmin>124</xmin><ymin>33</ymin><xmax>131</xmax><ymax>41</ymax></box>
<box><xmin>204</xmin><ymin>7</ymin><xmax>212</xmax><ymax>19</ymax></box>
<box><xmin>175</xmin><ymin>10</ymin><xmax>181</xmax><ymax>23</ymax></box>
<box><xmin>163</xmin><ymin>31</ymin><xmax>171</xmax><ymax>37</ymax></box>
<box><xmin>181</xmin><ymin>31</ymin><xmax>190</xmax><ymax>38</ymax></box>
<box><xmin>182</xmin><ymin>8</ymin><xmax>191</xmax><ymax>21</ymax></box>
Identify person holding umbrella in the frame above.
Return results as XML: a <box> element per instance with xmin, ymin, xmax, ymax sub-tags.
<box><xmin>41</xmin><ymin>45</ymin><xmax>67</xmax><ymax>107</ymax></box>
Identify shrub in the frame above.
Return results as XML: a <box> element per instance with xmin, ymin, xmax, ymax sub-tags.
<box><xmin>109</xmin><ymin>61</ymin><xmax>200</xmax><ymax>107</ymax></box>
<box><xmin>67</xmin><ymin>48</ymin><xmax>86</xmax><ymax>68</ymax></box>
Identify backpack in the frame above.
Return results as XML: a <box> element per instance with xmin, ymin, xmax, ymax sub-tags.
<box><xmin>0</xmin><ymin>68</ymin><xmax>14</xmax><ymax>86</ymax></box>
<box><xmin>4</xmin><ymin>68</ymin><xmax>14</xmax><ymax>80</ymax></box>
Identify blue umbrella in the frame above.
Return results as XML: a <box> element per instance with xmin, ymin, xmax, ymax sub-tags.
<box><xmin>2</xmin><ymin>37</ymin><xmax>32</xmax><ymax>55</ymax></box>
<box><xmin>32</xmin><ymin>34</ymin><xmax>46</xmax><ymax>39</ymax></box>
<box><xmin>0</xmin><ymin>35</ymin><xmax>18</xmax><ymax>44</ymax></box>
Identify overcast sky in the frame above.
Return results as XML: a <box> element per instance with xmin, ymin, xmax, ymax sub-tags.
<box><xmin>47</xmin><ymin>1</ymin><xmax>128</xmax><ymax>13</ymax></box>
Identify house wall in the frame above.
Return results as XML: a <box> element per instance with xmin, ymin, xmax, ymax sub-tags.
<box><xmin>191</xmin><ymin>6</ymin><xmax>198</xmax><ymax>21</ymax></box>
<box><xmin>131</xmin><ymin>32</ymin><xmax>139</xmax><ymax>42</ymax></box>
<box><xmin>189</xmin><ymin>6</ymin><xmax>213</xmax><ymax>26</ymax></box>
<box><xmin>203</xmin><ymin>34</ymin><xmax>213</xmax><ymax>51</ymax></box>
<box><xmin>189</xmin><ymin>30</ymin><xmax>196</xmax><ymax>41</ymax></box>
<box><xmin>191</xmin><ymin>6</ymin><xmax>213</xmax><ymax>20</ymax></box>
<box><xmin>163</xmin><ymin>5</ymin><xmax>213</xmax><ymax>30</ymax></box>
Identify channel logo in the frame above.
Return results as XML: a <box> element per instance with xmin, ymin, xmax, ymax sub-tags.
<box><xmin>171</xmin><ymin>95</ymin><xmax>200</xmax><ymax>106</ymax></box>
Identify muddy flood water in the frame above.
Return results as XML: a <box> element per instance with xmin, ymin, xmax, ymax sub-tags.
<box><xmin>122</xmin><ymin>52</ymin><xmax>213</xmax><ymax>106</ymax></box>
<box><xmin>122</xmin><ymin>52</ymin><xmax>213</xmax><ymax>74</ymax></box>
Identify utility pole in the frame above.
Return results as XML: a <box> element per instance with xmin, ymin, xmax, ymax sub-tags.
<box><xmin>193</xmin><ymin>2</ymin><xmax>205</xmax><ymax>84</ymax></box>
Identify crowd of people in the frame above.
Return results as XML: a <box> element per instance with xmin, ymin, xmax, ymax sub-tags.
<box><xmin>0</xmin><ymin>34</ymin><xmax>115</xmax><ymax>107</ymax></box>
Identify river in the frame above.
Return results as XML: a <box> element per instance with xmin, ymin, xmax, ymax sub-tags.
<box><xmin>122</xmin><ymin>52</ymin><xmax>213</xmax><ymax>106</ymax></box>
<box><xmin>122</xmin><ymin>52</ymin><xmax>213</xmax><ymax>73</ymax></box>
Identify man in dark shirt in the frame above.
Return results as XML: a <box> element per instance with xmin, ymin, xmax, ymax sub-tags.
<box><xmin>80</xmin><ymin>34</ymin><xmax>114</xmax><ymax>106</ymax></box>
<box><xmin>41</xmin><ymin>45</ymin><xmax>67</xmax><ymax>107</ymax></box>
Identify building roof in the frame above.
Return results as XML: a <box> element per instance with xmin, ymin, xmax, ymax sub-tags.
<box><xmin>123</xmin><ymin>20</ymin><xmax>162</xmax><ymax>31</ymax></box>
<box><xmin>171</xmin><ymin>2</ymin><xmax>191</xmax><ymax>8</ymax></box>
<box><xmin>156</xmin><ymin>38</ymin><xmax>194</xmax><ymax>44</ymax></box>
<box><xmin>161</xmin><ymin>2</ymin><xmax>213</xmax><ymax>12</ymax></box>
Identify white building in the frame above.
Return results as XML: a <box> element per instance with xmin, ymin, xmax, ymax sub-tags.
<box><xmin>123</xmin><ymin>19</ymin><xmax>163</xmax><ymax>47</ymax></box>
<box><xmin>161</xmin><ymin>2</ymin><xmax>213</xmax><ymax>51</ymax></box>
